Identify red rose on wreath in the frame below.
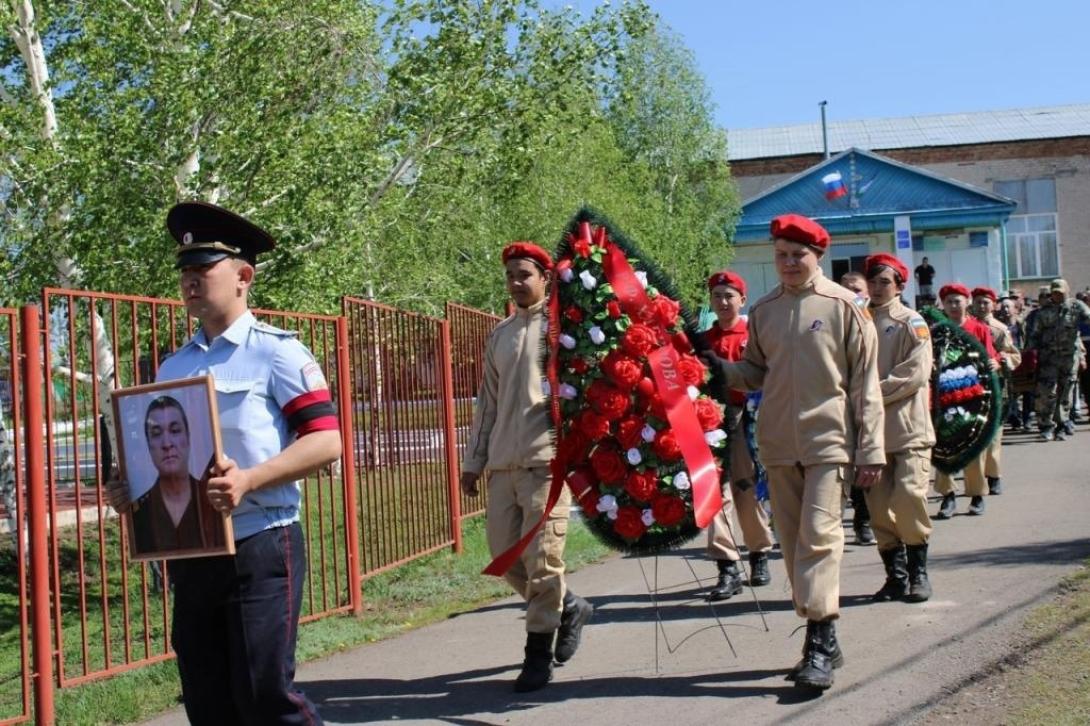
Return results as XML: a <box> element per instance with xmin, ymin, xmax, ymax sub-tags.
<box><xmin>606</xmin><ymin>300</ymin><xmax>623</xmax><ymax>319</ymax></box>
<box><xmin>651</xmin><ymin>494</ymin><xmax>686</xmax><ymax>527</ymax></box>
<box><xmin>624</xmin><ymin>469</ymin><xmax>659</xmax><ymax>502</ymax></box>
<box><xmin>635</xmin><ymin>377</ymin><xmax>656</xmax><ymax>399</ymax></box>
<box><xmin>672</xmin><ymin>331</ymin><xmax>693</xmax><ymax>353</ymax></box>
<box><xmin>575</xmin><ymin>409</ymin><xmax>610</xmax><ymax>440</ymax></box>
<box><xmin>694</xmin><ymin>398</ymin><xmax>724</xmax><ymax>432</ymax></box>
<box><xmin>590</xmin><ymin>443</ymin><xmax>628</xmax><ymax>483</ymax></box>
<box><xmin>654</xmin><ymin>296</ymin><xmax>681</xmax><ymax>327</ymax></box>
<box><xmin>558</xmin><ymin>428</ymin><xmax>590</xmax><ymax>460</ymax></box>
<box><xmin>587</xmin><ymin>379</ymin><xmax>630</xmax><ymax>418</ymax></box>
<box><xmin>615</xmin><ymin>415</ymin><xmax>646</xmax><ymax>449</ymax></box>
<box><xmin>622</xmin><ymin>323</ymin><xmax>658</xmax><ymax>358</ymax></box>
<box><xmin>653</xmin><ymin>430</ymin><xmax>683</xmax><ymax>461</ymax></box>
<box><xmin>613</xmin><ymin>506</ymin><xmax>647</xmax><ymax>540</ymax></box>
<box><xmin>573</xmin><ymin>236</ymin><xmax>591</xmax><ymax>258</ymax></box>
<box><xmin>602</xmin><ymin>349</ymin><xmax>643</xmax><ymax>390</ymax></box>
<box><xmin>564</xmin><ymin>305</ymin><xmax>584</xmax><ymax>324</ymax></box>
<box><xmin>676</xmin><ymin>354</ymin><xmax>707</xmax><ymax>386</ymax></box>
<box><xmin>569</xmin><ymin>357</ymin><xmax>590</xmax><ymax>374</ymax></box>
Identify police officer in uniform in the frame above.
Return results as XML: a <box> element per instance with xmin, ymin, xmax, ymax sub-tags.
<box><xmin>703</xmin><ymin>214</ymin><xmax>885</xmax><ymax>691</ymax></box>
<box><xmin>460</xmin><ymin>242</ymin><xmax>593</xmax><ymax>692</ymax></box>
<box><xmin>701</xmin><ymin>271</ymin><xmax>775</xmax><ymax>600</ymax></box>
<box><xmin>1026</xmin><ymin>279</ymin><xmax>1090</xmax><ymax>441</ymax></box>
<box><xmin>109</xmin><ymin>201</ymin><xmax>341</xmax><ymax>725</ymax></box>
<box><xmin>861</xmin><ymin>254</ymin><xmax>935</xmax><ymax>603</ymax></box>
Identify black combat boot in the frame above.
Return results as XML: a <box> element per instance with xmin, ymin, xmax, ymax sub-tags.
<box><xmin>987</xmin><ymin>476</ymin><xmax>1002</xmax><ymax>495</ymax></box>
<box><xmin>873</xmin><ymin>545</ymin><xmax>909</xmax><ymax>602</ymax></box>
<box><xmin>904</xmin><ymin>543</ymin><xmax>932</xmax><ymax>603</ymax></box>
<box><xmin>934</xmin><ymin>492</ymin><xmax>956</xmax><ymax>520</ymax></box>
<box><xmin>554</xmin><ymin>591</ymin><xmax>594</xmax><ymax>663</ymax></box>
<box><xmin>707</xmin><ymin>559</ymin><xmax>744</xmax><ymax>601</ymax></box>
<box><xmin>794</xmin><ymin>619</ymin><xmax>843</xmax><ymax>690</ymax></box>
<box><xmin>748</xmin><ymin>551</ymin><xmax>771</xmax><ymax>587</ymax></box>
<box><xmin>514</xmin><ymin>632</ymin><xmax>555</xmax><ymax>692</ymax></box>
<box><xmin>786</xmin><ymin>620</ymin><xmax>845</xmax><ymax>681</ymax></box>
<box><xmin>850</xmin><ymin>487</ymin><xmax>875</xmax><ymax>545</ymax></box>
<box><xmin>967</xmin><ymin>496</ymin><xmax>985</xmax><ymax>516</ymax></box>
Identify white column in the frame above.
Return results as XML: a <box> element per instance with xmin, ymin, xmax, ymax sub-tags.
<box><xmin>894</xmin><ymin>216</ymin><xmax>917</xmax><ymax>301</ymax></box>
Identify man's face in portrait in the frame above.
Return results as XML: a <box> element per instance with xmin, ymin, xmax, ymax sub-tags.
<box><xmin>146</xmin><ymin>406</ymin><xmax>190</xmax><ymax>477</ymax></box>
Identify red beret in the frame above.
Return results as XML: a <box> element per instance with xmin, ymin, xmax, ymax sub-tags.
<box><xmin>863</xmin><ymin>253</ymin><xmax>908</xmax><ymax>283</ymax></box>
<box><xmin>971</xmin><ymin>286</ymin><xmax>997</xmax><ymax>302</ymax></box>
<box><xmin>770</xmin><ymin>214</ymin><xmax>830</xmax><ymax>251</ymax></box>
<box><xmin>939</xmin><ymin>283</ymin><xmax>971</xmax><ymax>300</ymax></box>
<box><xmin>502</xmin><ymin>241</ymin><xmax>553</xmax><ymax>271</ymax></box>
<box><xmin>707</xmin><ymin>270</ymin><xmax>747</xmax><ymax>296</ymax></box>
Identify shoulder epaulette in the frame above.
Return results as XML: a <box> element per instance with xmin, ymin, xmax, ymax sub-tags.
<box><xmin>252</xmin><ymin>320</ymin><xmax>298</xmax><ymax>338</ymax></box>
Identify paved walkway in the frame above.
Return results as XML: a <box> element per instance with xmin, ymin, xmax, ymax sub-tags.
<box><xmin>145</xmin><ymin>423</ymin><xmax>1090</xmax><ymax>725</ymax></box>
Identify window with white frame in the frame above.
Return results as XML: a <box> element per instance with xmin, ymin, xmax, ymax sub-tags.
<box><xmin>994</xmin><ymin>179</ymin><xmax>1059</xmax><ymax>279</ymax></box>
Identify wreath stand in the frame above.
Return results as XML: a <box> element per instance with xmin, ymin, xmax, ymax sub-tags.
<box><xmin>634</xmin><ymin>515</ymin><xmax>770</xmax><ymax>674</ymax></box>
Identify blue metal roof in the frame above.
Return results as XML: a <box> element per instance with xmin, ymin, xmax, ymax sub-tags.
<box><xmin>734</xmin><ymin>148</ymin><xmax>1016</xmax><ymax>242</ymax></box>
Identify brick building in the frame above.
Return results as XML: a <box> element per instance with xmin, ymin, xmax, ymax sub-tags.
<box><xmin>726</xmin><ymin>104</ymin><xmax>1090</xmax><ymax>304</ymax></box>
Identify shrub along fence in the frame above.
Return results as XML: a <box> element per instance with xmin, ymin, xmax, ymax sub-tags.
<box><xmin>1</xmin><ymin>289</ymin><xmax>502</xmax><ymax>725</ymax></box>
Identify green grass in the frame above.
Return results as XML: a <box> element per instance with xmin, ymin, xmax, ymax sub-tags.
<box><xmin>17</xmin><ymin>514</ymin><xmax>610</xmax><ymax>725</ymax></box>
<box><xmin>1001</xmin><ymin>560</ymin><xmax>1090</xmax><ymax>724</ymax></box>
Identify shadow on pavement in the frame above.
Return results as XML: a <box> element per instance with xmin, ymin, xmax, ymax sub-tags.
<box><xmin>302</xmin><ymin>665</ymin><xmax>821</xmax><ymax>723</ymax></box>
<box><xmin>929</xmin><ymin>537</ymin><xmax>1090</xmax><ymax>568</ymax></box>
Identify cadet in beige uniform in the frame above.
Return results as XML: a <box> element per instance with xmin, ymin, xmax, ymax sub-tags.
<box><xmin>972</xmin><ymin>287</ymin><xmax>1021</xmax><ymax>496</ymax></box>
<box><xmin>704</xmin><ymin>214</ymin><xmax>885</xmax><ymax>691</ymax></box>
<box><xmin>460</xmin><ymin>242</ymin><xmax>592</xmax><ymax>693</ymax></box>
<box><xmin>701</xmin><ymin>271</ymin><xmax>775</xmax><ymax>600</ymax></box>
<box><xmin>862</xmin><ymin>254</ymin><xmax>935</xmax><ymax>604</ymax></box>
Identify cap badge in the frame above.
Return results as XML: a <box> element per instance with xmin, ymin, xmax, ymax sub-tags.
<box><xmin>182</xmin><ymin>232</ymin><xmax>193</xmax><ymax>245</ymax></box>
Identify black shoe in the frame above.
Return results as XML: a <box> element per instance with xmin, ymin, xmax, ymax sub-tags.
<box><xmin>1055</xmin><ymin>429</ymin><xmax>1068</xmax><ymax>441</ymax></box>
<box><xmin>934</xmin><ymin>492</ymin><xmax>956</xmax><ymax>520</ymax></box>
<box><xmin>905</xmin><ymin>544</ymin><xmax>932</xmax><ymax>603</ymax></box>
<box><xmin>514</xmin><ymin>632</ymin><xmax>555</xmax><ymax>692</ymax></box>
<box><xmin>748</xmin><ymin>551</ymin><xmax>771</xmax><ymax>587</ymax></box>
<box><xmin>987</xmin><ymin>477</ymin><xmax>1002</xmax><ymax>496</ymax></box>
<box><xmin>854</xmin><ymin>521</ymin><xmax>876</xmax><ymax>546</ymax></box>
<box><xmin>794</xmin><ymin>620</ymin><xmax>843</xmax><ymax>690</ymax></box>
<box><xmin>873</xmin><ymin>546</ymin><xmax>909</xmax><ymax>602</ymax></box>
<box><xmin>555</xmin><ymin>592</ymin><xmax>593</xmax><ymax>663</ymax></box>
<box><xmin>707</xmin><ymin>560</ymin><xmax>744</xmax><ymax>601</ymax></box>
<box><xmin>967</xmin><ymin>496</ymin><xmax>985</xmax><ymax>516</ymax></box>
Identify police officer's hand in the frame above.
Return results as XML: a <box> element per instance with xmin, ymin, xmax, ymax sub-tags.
<box><xmin>104</xmin><ymin>468</ymin><xmax>132</xmax><ymax>514</ymax></box>
<box><xmin>460</xmin><ymin>472</ymin><xmax>480</xmax><ymax>497</ymax></box>
<box><xmin>855</xmin><ymin>464</ymin><xmax>882</xmax><ymax>489</ymax></box>
<box><xmin>206</xmin><ymin>457</ymin><xmax>254</xmax><ymax>512</ymax></box>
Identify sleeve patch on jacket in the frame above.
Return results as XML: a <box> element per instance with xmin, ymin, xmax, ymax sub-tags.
<box><xmin>911</xmin><ymin>316</ymin><xmax>930</xmax><ymax>340</ymax></box>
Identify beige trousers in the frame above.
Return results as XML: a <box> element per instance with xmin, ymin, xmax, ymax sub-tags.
<box><xmin>934</xmin><ymin>453</ymin><xmax>987</xmax><ymax>497</ymax></box>
<box><xmin>486</xmin><ymin>467</ymin><xmax>571</xmax><ymax>633</ymax></box>
<box><xmin>707</xmin><ymin>405</ymin><xmax>773</xmax><ymax>560</ymax></box>
<box><xmin>864</xmin><ymin>449</ymin><xmax>933</xmax><ymax>551</ymax></box>
<box><xmin>983</xmin><ymin>428</ymin><xmax>1002</xmax><ymax>478</ymax></box>
<box><xmin>765</xmin><ymin>463</ymin><xmax>845</xmax><ymax>621</ymax></box>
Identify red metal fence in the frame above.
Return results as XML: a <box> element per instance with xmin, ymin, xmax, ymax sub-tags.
<box><xmin>0</xmin><ymin>308</ymin><xmax>31</xmax><ymax>725</ymax></box>
<box><xmin>445</xmin><ymin>303</ymin><xmax>503</xmax><ymax>519</ymax></box>
<box><xmin>5</xmin><ymin>290</ymin><xmax>502</xmax><ymax>724</ymax></box>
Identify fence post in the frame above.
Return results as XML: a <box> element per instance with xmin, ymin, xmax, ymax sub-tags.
<box><xmin>439</xmin><ymin>320</ymin><xmax>463</xmax><ymax>553</ymax></box>
<box><xmin>335</xmin><ymin>316</ymin><xmax>364</xmax><ymax>615</ymax></box>
<box><xmin>22</xmin><ymin>305</ymin><xmax>54</xmax><ymax>725</ymax></box>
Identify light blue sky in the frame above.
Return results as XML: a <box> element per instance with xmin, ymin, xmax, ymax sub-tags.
<box><xmin>594</xmin><ymin>0</ymin><xmax>1090</xmax><ymax>130</ymax></box>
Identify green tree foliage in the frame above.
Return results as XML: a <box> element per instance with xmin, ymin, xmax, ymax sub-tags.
<box><xmin>1</xmin><ymin>1</ymin><xmax>737</xmax><ymax>316</ymax></box>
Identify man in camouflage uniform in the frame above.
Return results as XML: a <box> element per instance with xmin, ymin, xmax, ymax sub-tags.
<box><xmin>1026</xmin><ymin>279</ymin><xmax>1090</xmax><ymax>441</ymax></box>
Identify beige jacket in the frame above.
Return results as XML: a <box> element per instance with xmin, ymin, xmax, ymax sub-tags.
<box><xmin>724</xmin><ymin>272</ymin><xmax>885</xmax><ymax>467</ymax></box>
<box><xmin>871</xmin><ymin>298</ymin><xmax>936</xmax><ymax>453</ymax></box>
<box><xmin>462</xmin><ymin>300</ymin><xmax>553</xmax><ymax>475</ymax></box>
<box><xmin>983</xmin><ymin>315</ymin><xmax>1022</xmax><ymax>373</ymax></box>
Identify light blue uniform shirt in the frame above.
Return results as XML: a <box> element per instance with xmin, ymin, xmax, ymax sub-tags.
<box><xmin>157</xmin><ymin>310</ymin><xmax>328</xmax><ymax>540</ymax></box>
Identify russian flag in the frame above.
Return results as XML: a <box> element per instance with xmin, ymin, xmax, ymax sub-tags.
<box><xmin>822</xmin><ymin>171</ymin><xmax>848</xmax><ymax>200</ymax></box>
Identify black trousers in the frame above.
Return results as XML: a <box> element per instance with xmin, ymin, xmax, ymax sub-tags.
<box><xmin>169</xmin><ymin>523</ymin><xmax>321</xmax><ymax>725</ymax></box>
